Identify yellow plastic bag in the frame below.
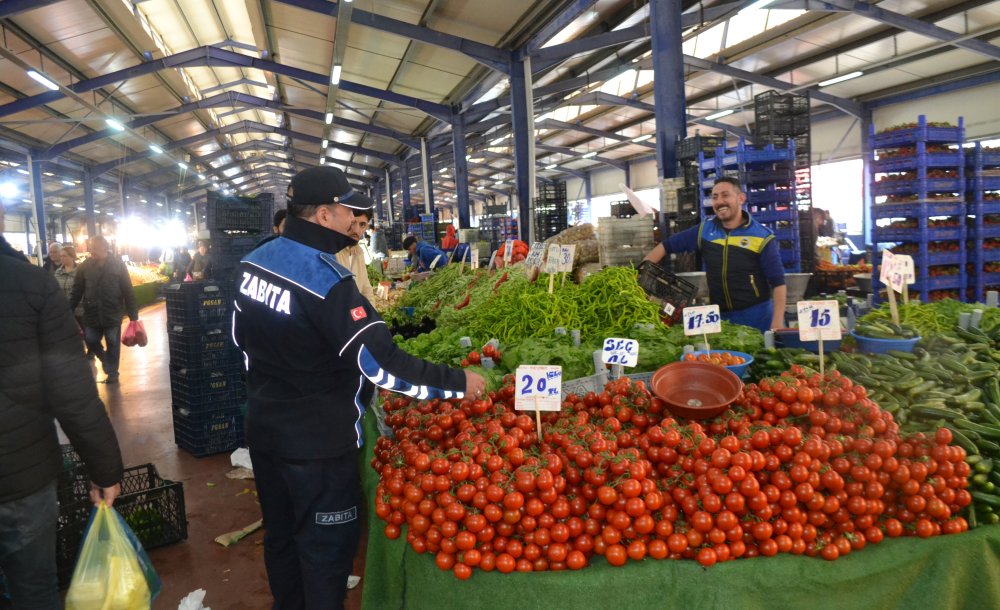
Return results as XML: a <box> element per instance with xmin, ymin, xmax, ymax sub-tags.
<box><xmin>65</xmin><ymin>504</ymin><xmax>155</xmax><ymax>610</ymax></box>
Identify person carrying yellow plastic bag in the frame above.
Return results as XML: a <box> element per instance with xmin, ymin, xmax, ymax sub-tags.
<box><xmin>65</xmin><ymin>503</ymin><xmax>161</xmax><ymax>610</ymax></box>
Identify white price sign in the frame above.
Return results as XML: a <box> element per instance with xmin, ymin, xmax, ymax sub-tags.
<box><xmin>470</xmin><ymin>247</ymin><xmax>480</xmax><ymax>269</ymax></box>
<box><xmin>683</xmin><ymin>304</ymin><xmax>722</xmax><ymax>336</ymax></box>
<box><xmin>879</xmin><ymin>249</ymin><xmax>895</xmax><ymax>285</ymax></box>
<box><xmin>514</xmin><ymin>365</ymin><xmax>563</xmax><ymax>411</ymax></box>
<box><xmin>503</xmin><ymin>239</ymin><xmax>514</xmax><ymax>263</ymax></box>
<box><xmin>601</xmin><ymin>337</ymin><xmax>639</xmax><ymax>367</ymax></box>
<box><xmin>558</xmin><ymin>245</ymin><xmax>575</xmax><ymax>272</ymax></box>
<box><xmin>796</xmin><ymin>300</ymin><xmax>841</xmax><ymax>341</ymax></box>
<box><xmin>895</xmin><ymin>254</ymin><xmax>916</xmax><ymax>289</ymax></box>
<box><xmin>524</xmin><ymin>242</ymin><xmax>546</xmax><ymax>269</ymax></box>
<box><xmin>544</xmin><ymin>244</ymin><xmax>562</xmax><ymax>273</ymax></box>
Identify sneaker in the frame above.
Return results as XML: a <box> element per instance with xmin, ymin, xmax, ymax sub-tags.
<box><xmin>100</xmin><ymin>375</ymin><xmax>119</xmax><ymax>384</ymax></box>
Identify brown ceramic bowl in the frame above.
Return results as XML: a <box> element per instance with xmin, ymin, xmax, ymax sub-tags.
<box><xmin>650</xmin><ymin>361</ymin><xmax>743</xmax><ymax>420</ymax></box>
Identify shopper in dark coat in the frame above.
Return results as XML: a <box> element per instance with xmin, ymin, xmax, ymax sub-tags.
<box><xmin>0</xmin><ymin>249</ymin><xmax>123</xmax><ymax>609</ymax></box>
<box><xmin>69</xmin><ymin>236</ymin><xmax>139</xmax><ymax>384</ymax></box>
<box><xmin>172</xmin><ymin>246</ymin><xmax>192</xmax><ymax>281</ymax></box>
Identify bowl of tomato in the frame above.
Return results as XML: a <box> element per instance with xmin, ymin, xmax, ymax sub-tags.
<box><xmin>680</xmin><ymin>349</ymin><xmax>753</xmax><ymax>379</ymax></box>
<box><xmin>650</xmin><ymin>361</ymin><xmax>743</xmax><ymax>420</ymax></box>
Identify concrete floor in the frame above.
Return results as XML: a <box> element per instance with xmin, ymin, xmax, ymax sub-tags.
<box><xmin>91</xmin><ymin>301</ymin><xmax>366</xmax><ymax>609</ymax></box>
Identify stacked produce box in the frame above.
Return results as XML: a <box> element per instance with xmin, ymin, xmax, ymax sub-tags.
<box><xmin>870</xmin><ymin>115</ymin><xmax>966</xmax><ymax>303</ymax></box>
<box><xmin>597</xmin><ymin>216</ymin><xmax>655</xmax><ymax>267</ymax></box>
<box><xmin>534</xmin><ymin>181</ymin><xmax>568</xmax><ymax>241</ymax></box>
<box><xmin>698</xmin><ymin>140</ymin><xmax>802</xmax><ymax>272</ymax></box>
<box><xmin>479</xmin><ymin>203</ymin><xmax>518</xmax><ymax>252</ymax></box>
<box><xmin>966</xmin><ymin>142</ymin><xmax>1000</xmax><ymax>302</ymax></box>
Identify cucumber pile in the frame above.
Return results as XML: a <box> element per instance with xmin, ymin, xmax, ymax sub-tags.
<box><xmin>853</xmin><ymin>320</ymin><xmax>920</xmax><ymax>340</ymax></box>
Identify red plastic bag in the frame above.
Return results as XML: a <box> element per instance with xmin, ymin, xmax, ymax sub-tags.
<box><xmin>122</xmin><ymin>320</ymin><xmax>147</xmax><ymax>348</ymax></box>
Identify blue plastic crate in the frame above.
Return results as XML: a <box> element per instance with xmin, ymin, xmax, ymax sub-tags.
<box><xmin>721</xmin><ymin>149</ymin><xmax>792</xmax><ymax>165</ymax></box>
<box><xmin>753</xmin><ymin>209</ymin><xmax>797</xmax><ymax>224</ymax></box>
<box><xmin>974</xmin><ymin>202</ymin><xmax>1000</xmax><ymax>215</ymax></box>
<box><xmin>873</xmin><ymin>250</ymin><xmax>964</xmax><ymax>267</ymax></box>
<box><xmin>969</xmin><ymin>248</ymin><xmax>1000</xmax><ymax>264</ymax></box>
<box><xmin>872</xmin><ymin>152</ymin><xmax>963</xmax><ymax>172</ymax></box>
<box><xmin>169</xmin><ymin>364</ymin><xmax>245</xmax><ymax>410</ymax></box>
<box><xmin>872</xmin><ymin>202</ymin><xmax>964</xmax><ymax>219</ymax></box>
<box><xmin>872</xmin><ymin>116</ymin><xmax>963</xmax><ymax>147</ymax></box>
<box><xmin>912</xmin><ymin>274</ymin><xmax>966</xmax><ymax>291</ymax></box>
<box><xmin>419</xmin><ymin>213</ymin><xmax>435</xmax><ymax>222</ymax></box>
<box><xmin>769</xmin><ymin>227</ymin><xmax>799</xmax><ymax>241</ymax></box>
<box><xmin>974</xmin><ymin>176</ymin><xmax>1000</xmax><ymax>191</ymax></box>
<box><xmin>975</xmin><ymin>224</ymin><xmax>1000</xmax><ymax>239</ymax></box>
<box><xmin>167</xmin><ymin>322</ymin><xmax>241</xmax><ymax>370</ymax></box>
<box><xmin>745</xmin><ymin>187</ymin><xmax>796</xmax><ymax>204</ymax></box>
<box><xmin>872</xmin><ymin>178</ymin><xmax>963</xmax><ymax>196</ymax></box>
<box><xmin>978</xmin><ymin>272</ymin><xmax>1000</xmax><ymax>286</ymax></box>
<box><xmin>164</xmin><ymin>281</ymin><xmax>230</xmax><ymax>327</ymax></box>
<box><xmin>173</xmin><ymin>404</ymin><xmax>245</xmax><ymax>457</ymax></box>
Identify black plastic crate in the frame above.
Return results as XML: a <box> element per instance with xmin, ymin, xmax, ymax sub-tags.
<box><xmin>164</xmin><ymin>281</ymin><xmax>229</xmax><ymax>327</ymax></box>
<box><xmin>755</xmin><ymin>114</ymin><xmax>810</xmax><ymax>136</ymax></box>
<box><xmin>754</xmin><ymin>90</ymin><xmax>809</xmax><ymax>116</ymax></box>
<box><xmin>167</xmin><ymin>322</ymin><xmax>240</xmax><ymax>370</ymax></box>
<box><xmin>611</xmin><ymin>201</ymin><xmax>636</xmax><ymax>218</ymax></box>
<box><xmin>678</xmin><ymin>187</ymin><xmax>701</xmax><ymax>214</ymax></box>
<box><xmin>173</xmin><ymin>404</ymin><xmax>245</xmax><ymax>457</ymax></box>
<box><xmin>56</xmin><ymin>464</ymin><xmax>186</xmax><ymax>588</ymax></box>
<box><xmin>207</xmin><ymin>191</ymin><xmax>271</xmax><ymax>232</ymax></box>
<box><xmin>211</xmin><ymin>232</ymin><xmax>260</xmax><ymax>273</ymax></box>
<box><xmin>678</xmin><ymin>135</ymin><xmax>724</xmax><ymax>161</ymax></box>
<box><xmin>637</xmin><ymin>261</ymin><xmax>697</xmax><ymax>325</ymax></box>
<box><xmin>679</xmin><ymin>161</ymin><xmax>701</xmax><ymax>186</ymax></box>
<box><xmin>170</xmin><ymin>364</ymin><xmax>245</xmax><ymax>410</ymax></box>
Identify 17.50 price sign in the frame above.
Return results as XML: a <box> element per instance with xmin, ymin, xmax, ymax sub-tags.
<box><xmin>683</xmin><ymin>304</ymin><xmax>722</xmax><ymax>336</ymax></box>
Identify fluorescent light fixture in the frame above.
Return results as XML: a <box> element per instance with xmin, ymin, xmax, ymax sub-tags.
<box><xmin>581</xmin><ymin>151</ymin><xmax>597</xmax><ymax>159</ymax></box>
<box><xmin>140</xmin><ymin>199</ymin><xmax>147</xmax><ymax>203</ymax></box>
<box><xmin>156</xmin><ymin>202</ymin><xmax>163</xmax><ymax>207</ymax></box>
<box><xmin>490</xmin><ymin>137</ymin><xmax>506</xmax><ymax>146</ymax></box>
<box><xmin>739</xmin><ymin>0</ymin><xmax>774</xmax><ymax>14</ymax></box>
<box><xmin>545</xmin><ymin>163</ymin><xmax>558</xmax><ymax>170</ymax></box>
<box><xmin>495</xmin><ymin>180</ymin><xmax>504</xmax><ymax>186</ymax></box>
<box><xmin>149</xmin><ymin>144</ymin><xmax>164</xmax><ymax>154</ymax></box>
<box><xmin>76</xmin><ymin>206</ymin><xmax>85</xmax><ymax>211</ymax></box>
<box><xmin>27</xmin><ymin>70</ymin><xmax>59</xmax><ymax>91</ymax></box>
<box><xmin>17</xmin><ymin>168</ymin><xmax>29</xmax><ymax>175</ymax></box>
<box><xmin>632</xmin><ymin>134</ymin><xmax>653</xmax><ymax>143</ymax></box>
<box><xmin>439</xmin><ymin>167</ymin><xmax>448</xmax><ymax>174</ymax></box>
<box><xmin>51</xmin><ymin>203</ymin><xmax>63</xmax><ymax>208</ymax></box>
<box><xmin>177</xmin><ymin>162</ymin><xmax>188</xmax><ymax>170</ymax></box>
<box><xmin>186</xmin><ymin>211</ymin><xmax>191</xmax><ymax>215</ymax></box>
<box><xmin>330</xmin><ymin>64</ymin><xmax>342</xmax><ymax>85</ymax></box>
<box><xmin>704</xmin><ymin>109</ymin><xmax>735</xmax><ymax>121</ymax></box>
<box><xmin>411</xmin><ymin>182</ymin><xmax>418</xmax><ymax>188</ymax></box>
<box><xmin>94</xmin><ymin>188</ymin><xmax>106</xmax><ymax>194</ymax></box>
<box><xmin>325</xmin><ymin>112</ymin><xmax>333</xmax><ymax>124</ymax></box>
<box><xmin>105</xmin><ymin>118</ymin><xmax>125</xmax><ymax>132</ymax></box>
<box><xmin>106</xmin><ymin>211</ymin><xmax>114</xmax><ymax>216</ymax></box>
<box><xmin>61</xmin><ymin>180</ymin><xmax>75</xmax><ymax>186</ymax></box>
<box><xmin>198</xmin><ymin>174</ymin><xmax>206</xmax><ymax>180</ymax></box>
<box><xmin>319</xmin><ymin>157</ymin><xmax>326</xmax><ymax>165</ymax></box>
<box><xmin>322</xmin><ymin>139</ymin><xmax>329</xmax><ymax>148</ymax></box>
<box><xmin>818</xmin><ymin>71</ymin><xmax>863</xmax><ymax>87</ymax></box>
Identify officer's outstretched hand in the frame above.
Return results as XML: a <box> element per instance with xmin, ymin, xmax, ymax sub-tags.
<box><xmin>464</xmin><ymin>370</ymin><xmax>486</xmax><ymax>399</ymax></box>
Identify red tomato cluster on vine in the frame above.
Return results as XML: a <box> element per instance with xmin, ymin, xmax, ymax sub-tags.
<box><xmin>371</xmin><ymin>365</ymin><xmax>970</xmax><ymax>579</ymax></box>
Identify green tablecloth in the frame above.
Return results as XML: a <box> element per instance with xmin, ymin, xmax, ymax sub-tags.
<box><xmin>359</xmin><ymin>412</ymin><xmax>1000</xmax><ymax>610</ymax></box>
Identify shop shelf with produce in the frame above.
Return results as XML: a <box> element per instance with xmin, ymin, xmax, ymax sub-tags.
<box><xmin>966</xmin><ymin>142</ymin><xmax>1000</xmax><ymax>301</ymax></box>
<box><xmin>872</xmin><ymin>115</ymin><xmax>964</xmax><ymax>147</ymax></box>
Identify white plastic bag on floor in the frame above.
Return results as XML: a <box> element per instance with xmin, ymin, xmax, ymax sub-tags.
<box><xmin>230</xmin><ymin>447</ymin><xmax>253</xmax><ymax>471</ymax></box>
<box><xmin>178</xmin><ymin>589</ymin><xmax>211</xmax><ymax>610</ymax></box>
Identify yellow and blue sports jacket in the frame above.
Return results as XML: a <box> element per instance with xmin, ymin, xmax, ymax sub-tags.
<box><xmin>662</xmin><ymin>212</ymin><xmax>786</xmax><ymax>312</ymax></box>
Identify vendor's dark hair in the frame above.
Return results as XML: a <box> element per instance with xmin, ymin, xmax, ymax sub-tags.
<box><xmin>714</xmin><ymin>176</ymin><xmax>743</xmax><ymax>192</ymax></box>
<box><xmin>273</xmin><ymin>208</ymin><xmax>287</xmax><ymax>228</ymax></box>
<box><xmin>354</xmin><ymin>208</ymin><xmax>373</xmax><ymax>220</ymax></box>
<box><xmin>402</xmin><ymin>236</ymin><xmax>417</xmax><ymax>250</ymax></box>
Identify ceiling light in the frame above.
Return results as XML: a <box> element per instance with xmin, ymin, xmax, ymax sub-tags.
<box><xmin>632</xmin><ymin>134</ymin><xmax>653</xmax><ymax>143</ymax></box>
<box><xmin>319</xmin><ymin>157</ymin><xmax>326</xmax><ymax>165</ymax></box>
<box><xmin>322</xmin><ymin>139</ymin><xmax>329</xmax><ymax>148</ymax></box>
<box><xmin>490</xmin><ymin>137</ymin><xmax>506</xmax><ymax>146</ymax></box>
<box><xmin>477</xmin><ymin>185</ymin><xmax>485</xmax><ymax>191</ymax></box>
<box><xmin>411</xmin><ymin>182</ymin><xmax>418</xmax><ymax>188</ymax></box>
<box><xmin>0</xmin><ymin>182</ymin><xmax>18</xmax><ymax>198</ymax></box>
<box><xmin>149</xmin><ymin>144</ymin><xmax>164</xmax><ymax>154</ymax></box>
<box><xmin>26</xmin><ymin>70</ymin><xmax>59</xmax><ymax>91</ymax></box>
<box><xmin>439</xmin><ymin>167</ymin><xmax>448</xmax><ymax>174</ymax></box>
<box><xmin>495</xmin><ymin>180</ymin><xmax>504</xmax><ymax>186</ymax></box>
<box><xmin>16</xmin><ymin>168</ymin><xmax>29</xmax><ymax>175</ymax></box>
<box><xmin>177</xmin><ymin>162</ymin><xmax>188</xmax><ymax>170</ymax></box>
<box><xmin>43</xmin><ymin>172</ymin><xmax>54</xmax><ymax>176</ymax></box>
<box><xmin>581</xmin><ymin>151</ymin><xmax>597</xmax><ymax>159</ymax></box>
<box><xmin>325</xmin><ymin>112</ymin><xmax>333</xmax><ymax>124</ymax></box>
<box><xmin>140</xmin><ymin>199</ymin><xmax>147</xmax><ymax>203</ymax></box>
<box><xmin>77</xmin><ymin>206</ymin><xmax>85</xmax><ymax>211</ymax></box>
<box><xmin>545</xmin><ymin>163</ymin><xmax>558</xmax><ymax>170</ymax></box>
<box><xmin>94</xmin><ymin>188</ymin><xmax>106</xmax><ymax>194</ymax></box>
<box><xmin>330</xmin><ymin>64</ymin><xmax>342</xmax><ymax>85</ymax></box>
<box><xmin>818</xmin><ymin>71</ymin><xmax>864</xmax><ymax>87</ymax></box>
<box><xmin>51</xmin><ymin>203</ymin><xmax>63</xmax><ymax>208</ymax></box>
<box><xmin>105</xmin><ymin>119</ymin><xmax>125</xmax><ymax>132</ymax></box>
<box><xmin>704</xmin><ymin>109</ymin><xmax>735</xmax><ymax>121</ymax></box>
<box><xmin>186</xmin><ymin>211</ymin><xmax>191</xmax><ymax>215</ymax></box>
<box><xmin>61</xmin><ymin>180</ymin><xmax>75</xmax><ymax>186</ymax></box>
<box><xmin>106</xmin><ymin>211</ymin><xmax>114</xmax><ymax>216</ymax></box>
<box><xmin>156</xmin><ymin>202</ymin><xmax>163</xmax><ymax>207</ymax></box>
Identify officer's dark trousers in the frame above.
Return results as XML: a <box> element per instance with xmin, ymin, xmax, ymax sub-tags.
<box><xmin>250</xmin><ymin>449</ymin><xmax>361</xmax><ymax>610</ymax></box>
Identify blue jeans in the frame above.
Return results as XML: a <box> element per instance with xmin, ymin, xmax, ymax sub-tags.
<box><xmin>84</xmin><ymin>324</ymin><xmax>122</xmax><ymax>377</ymax></box>
<box><xmin>722</xmin><ymin>299</ymin><xmax>774</xmax><ymax>333</ymax></box>
<box><xmin>250</xmin><ymin>449</ymin><xmax>361</xmax><ymax>610</ymax></box>
<box><xmin>0</xmin><ymin>482</ymin><xmax>60</xmax><ymax>610</ymax></box>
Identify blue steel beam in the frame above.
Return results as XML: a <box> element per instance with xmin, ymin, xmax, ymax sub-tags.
<box><xmin>531</xmin><ymin>23</ymin><xmax>650</xmax><ymax>73</ymax></box>
<box><xmin>0</xmin><ymin>0</ymin><xmax>64</xmax><ymax>18</ymax></box>
<box><xmin>823</xmin><ymin>0</ymin><xmax>1000</xmax><ymax>62</ymax></box>
<box><xmin>0</xmin><ymin>46</ymin><xmax>453</xmax><ymax>122</ymax></box>
<box><xmin>535</xmin><ymin>143</ymin><xmax>626</xmax><ymax>170</ymax></box>
<box><xmin>650</xmin><ymin>0</ymin><xmax>685</xmax><ymax>240</ymax></box>
<box><xmin>865</xmin><ymin>66</ymin><xmax>1000</xmax><ymax>109</ymax></box>
<box><xmin>509</xmin><ymin>59</ymin><xmax>532</xmax><ymax>242</ymax></box>
<box><xmin>538</xmin><ymin>118</ymin><xmax>655</xmax><ymax>149</ymax></box>
<box><xmin>273</xmin><ymin>0</ymin><xmax>510</xmax><ymax>73</ymax></box>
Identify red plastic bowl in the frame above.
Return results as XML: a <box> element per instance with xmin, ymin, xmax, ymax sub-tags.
<box><xmin>650</xmin><ymin>361</ymin><xmax>743</xmax><ymax>420</ymax></box>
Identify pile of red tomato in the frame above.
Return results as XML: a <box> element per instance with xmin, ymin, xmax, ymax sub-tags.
<box><xmin>371</xmin><ymin>366</ymin><xmax>970</xmax><ymax>579</ymax></box>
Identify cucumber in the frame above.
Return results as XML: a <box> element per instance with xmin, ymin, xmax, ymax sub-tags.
<box><xmin>955</xmin><ymin>419</ymin><xmax>1000</xmax><ymax>439</ymax></box>
<box><xmin>971</xmin><ymin>491</ymin><xmax>1000</xmax><ymax>507</ymax></box>
<box><xmin>947</xmin><ymin>426</ymin><xmax>980</xmax><ymax>454</ymax></box>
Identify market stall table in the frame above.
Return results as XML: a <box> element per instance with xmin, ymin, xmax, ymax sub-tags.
<box><xmin>358</xmin><ymin>412</ymin><xmax>1000</xmax><ymax>610</ymax></box>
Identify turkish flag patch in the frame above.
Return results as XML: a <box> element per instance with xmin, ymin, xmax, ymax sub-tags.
<box><xmin>350</xmin><ymin>306</ymin><xmax>367</xmax><ymax>321</ymax></box>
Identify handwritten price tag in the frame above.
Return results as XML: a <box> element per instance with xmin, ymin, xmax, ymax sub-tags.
<box><xmin>514</xmin><ymin>365</ymin><xmax>562</xmax><ymax>411</ymax></box>
<box><xmin>895</xmin><ymin>254</ymin><xmax>915</xmax><ymax>286</ymax></box>
<box><xmin>523</xmin><ymin>242</ymin><xmax>546</xmax><ymax>269</ymax></box>
<box><xmin>879</xmin><ymin>249</ymin><xmax>895</xmax><ymax>285</ymax></box>
<box><xmin>683</xmin><ymin>304</ymin><xmax>722</xmax><ymax>336</ymax></box>
<box><xmin>544</xmin><ymin>244</ymin><xmax>562</xmax><ymax>274</ymax></box>
<box><xmin>601</xmin><ymin>338</ymin><xmax>639</xmax><ymax>367</ymax></box>
<box><xmin>558</xmin><ymin>245</ymin><xmax>575</xmax><ymax>272</ymax></box>
<box><xmin>797</xmin><ymin>300</ymin><xmax>841</xmax><ymax>341</ymax></box>
<box><xmin>504</xmin><ymin>239</ymin><xmax>514</xmax><ymax>263</ymax></box>
<box><xmin>470</xmin><ymin>247</ymin><xmax>480</xmax><ymax>269</ymax></box>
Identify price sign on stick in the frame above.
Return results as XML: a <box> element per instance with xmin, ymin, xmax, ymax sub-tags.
<box><xmin>503</xmin><ymin>239</ymin><xmax>514</xmax><ymax>263</ymax></box>
<box><xmin>544</xmin><ymin>244</ymin><xmax>561</xmax><ymax>274</ymax></box>
<box><xmin>878</xmin><ymin>250</ymin><xmax>900</xmax><ymax>325</ymax></box>
<box><xmin>683</xmin><ymin>304</ymin><xmax>721</xmax><ymax>352</ymax></box>
<box><xmin>470</xmin><ymin>247</ymin><xmax>480</xmax><ymax>270</ymax></box>
<box><xmin>558</xmin><ymin>245</ymin><xmax>575</xmax><ymax>272</ymax></box>
<box><xmin>894</xmin><ymin>254</ymin><xmax>916</xmax><ymax>305</ymax></box>
<box><xmin>797</xmin><ymin>300</ymin><xmax>841</xmax><ymax>374</ymax></box>
<box><xmin>515</xmin><ymin>365</ymin><xmax>563</xmax><ymax>438</ymax></box>
<box><xmin>524</xmin><ymin>242</ymin><xmax>546</xmax><ymax>269</ymax></box>
<box><xmin>601</xmin><ymin>338</ymin><xmax>639</xmax><ymax>367</ymax></box>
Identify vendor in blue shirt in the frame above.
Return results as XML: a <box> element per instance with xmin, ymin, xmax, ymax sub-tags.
<box><xmin>403</xmin><ymin>235</ymin><xmax>447</xmax><ymax>272</ymax></box>
<box><xmin>643</xmin><ymin>177</ymin><xmax>786</xmax><ymax>332</ymax></box>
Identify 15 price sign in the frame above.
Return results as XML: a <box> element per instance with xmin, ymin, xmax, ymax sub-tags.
<box><xmin>514</xmin><ymin>366</ymin><xmax>562</xmax><ymax>411</ymax></box>
<box><xmin>601</xmin><ymin>338</ymin><xmax>639</xmax><ymax>367</ymax></box>
<box><xmin>683</xmin><ymin>304</ymin><xmax>722</xmax><ymax>336</ymax></box>
<box><xmin>796</xmin><ymin>300</ymin><xmax>841</xmax><ymax>341</ymax></box>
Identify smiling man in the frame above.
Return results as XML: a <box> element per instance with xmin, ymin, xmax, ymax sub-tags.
<box><xmin>643</xmin><ymin>176</ymin><xmax>786</xmax><ymax>332</ymax></box>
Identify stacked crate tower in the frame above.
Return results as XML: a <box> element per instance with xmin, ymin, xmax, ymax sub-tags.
<box><xmin>870</xmin><ymin>116</ymin><xmax>966</xmax><ymax>303</ymax></box>
<box><xmin>534</xmin><ymin>181</ymin><xmax>568</xmax><ymax>241</ymax></box>
<box><xmin>164</xmin><ymin>191</ymin><xmax>272</xmax><ymax>456</ymax></box>
<box><xmin>966</xmin><ymin>142</ymin><xmax>1000</xmax><ymax>302</ymax></box>
<box><xmin>671</xmin><ymin>134</ymin><xmax>724</xmax><ymax>272</ymax></box>
<box><xmin>697</xmin><ymin>139</ymin><xmax>802</xmax><ymax>272</ymax></box>
<box><xmin>753</xmin><ymin>91</ymin><xmax>814</xmax><ymax>272</ymax></box>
